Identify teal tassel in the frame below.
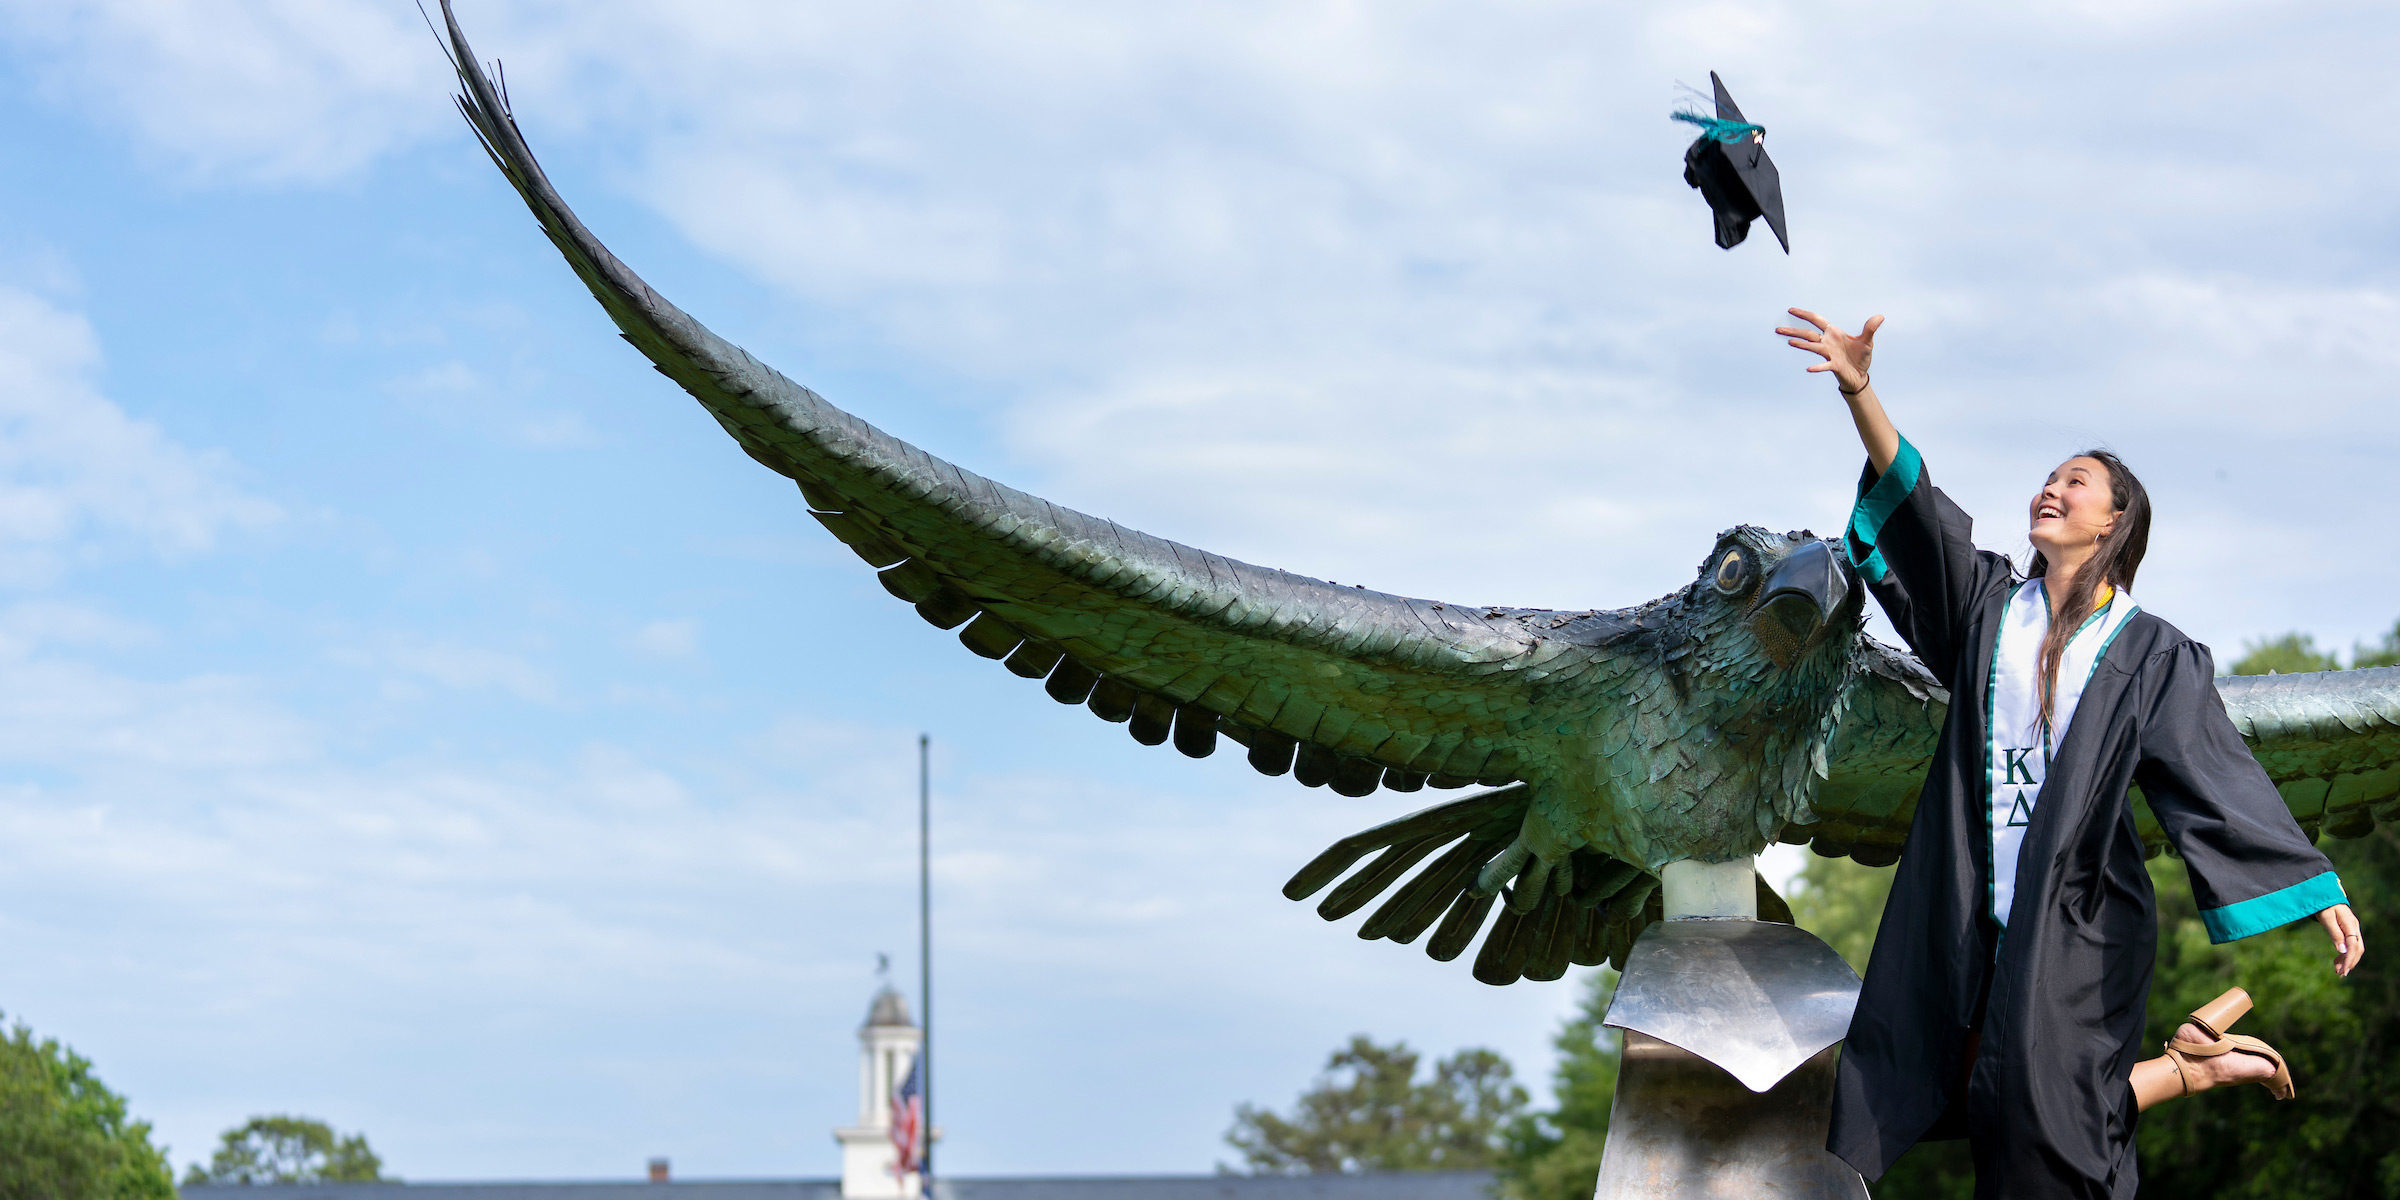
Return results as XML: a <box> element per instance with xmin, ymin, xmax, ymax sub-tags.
<box><xmin>1671</xmin><ymin>109</ymin><xmax>1764</xmax><ymax>144</ymax></box>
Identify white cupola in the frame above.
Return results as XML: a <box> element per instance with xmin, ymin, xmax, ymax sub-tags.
<box><xmin>832</xmin><ymin>985</ymin><xmax>923</xmax><ymax>1199</ymax></box>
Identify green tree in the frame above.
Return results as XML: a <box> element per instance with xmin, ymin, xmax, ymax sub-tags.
<box><xmin>182</xmin><ymin>1116</ymin><xmax>390</xmax><ymax>1185</ymax></box>
<box><xmin>2354</xmin><ymin>620</ymin><xmax>2400</xmax><ymax>670</ymax></box>
<box><xmin>1494</xmin><ymin>969</ymin><xmax>1620</xmax><ymax>1200</ymax></box>
<box><xmin>1789</xmin><ymin>852</ymin><xmax>1897</xmax><ymax>974</ymax></box>
<box><xmin>0</xmin><ymin>1012</ymin><xmax>175</xmax><ymax>1200</ymax></box>
<box><xmin>1225</xmin><ymin>1036</ymin><xmax>1526</xmax><ymax>1173</ymax></box>
<box><xmin>2230</xmin><ymin>632</ymin><xmax>2341</xmax><ymax>676</ymax></box>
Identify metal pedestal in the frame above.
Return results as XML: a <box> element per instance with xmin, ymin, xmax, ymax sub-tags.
<box><xmin>1594</xmin><ymin>919</ymin><xmax>1867</xmax><ymax>1199</ymax></box>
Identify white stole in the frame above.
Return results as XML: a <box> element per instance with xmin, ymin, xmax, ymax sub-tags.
<box><xmin>1986</xmin><ymin>578</ymin><xmax>2139</xmax><ymax>927</ymax></box>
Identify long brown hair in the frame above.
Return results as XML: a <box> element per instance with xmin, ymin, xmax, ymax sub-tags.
<box><xmin>2027</xmin><ymin>449</ymin><xmax>2150</xmax><ymax>726</ymax></box>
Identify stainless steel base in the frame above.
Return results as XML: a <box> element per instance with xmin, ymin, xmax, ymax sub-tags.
<box><xmin>1594</xmin><ymin>1034</ymin><xmax>1865</xmax><ymax>1199</ymax></box>
<box><xmin>1594</xmin><ymin>919</ymin><xmax>1868</xmax><ymax>1199</ymax></box>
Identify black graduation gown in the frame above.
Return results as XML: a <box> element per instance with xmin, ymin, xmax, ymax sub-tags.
<box><xmin>1823</xmin><ymin>438</ymin><xmax>2349</xmax><ymax>1199</ymax></box>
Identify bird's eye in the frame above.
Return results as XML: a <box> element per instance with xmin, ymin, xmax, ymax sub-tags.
<box><xmin>1714</xmin><ymin>549</ymin><xmax>1747</xmax><ymax>594</ymax></box>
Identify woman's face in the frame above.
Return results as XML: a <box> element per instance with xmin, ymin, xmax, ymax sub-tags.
<box><xmin>2028</xmin><ymin>456</ymin><xmax>2119</xmax><ymax>562</ymax></box>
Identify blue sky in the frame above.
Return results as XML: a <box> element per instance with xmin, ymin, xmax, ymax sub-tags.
<box><xmin>1</xmin><ymin>0</ymin><xmax>2396</xmax><ymax>1183</ymax></box>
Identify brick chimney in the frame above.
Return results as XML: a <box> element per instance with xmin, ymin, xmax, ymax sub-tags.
<box><xmin>648</xmin><ymin>1159</ymin><xmax>670</xmax><ymax>1184</ymax></box>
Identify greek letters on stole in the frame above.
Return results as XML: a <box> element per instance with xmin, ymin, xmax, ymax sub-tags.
<box><xmin>1986</xmin><ymin>579</ymin><xmax>2139</xmax><ymax>927</ymax></box>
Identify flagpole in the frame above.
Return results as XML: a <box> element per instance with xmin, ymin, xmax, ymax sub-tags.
<box><xmin>918</xmin><ymin>732</ymin><xmax>933</xmax><ymax>1188</ymax></box>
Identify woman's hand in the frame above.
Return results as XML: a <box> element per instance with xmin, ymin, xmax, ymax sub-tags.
<box><xmin>1777</xmin><ymin>308</ymin><xmax>1882</xmax><ymax>393</ymax></box>
<box><xmin>2320</xmin><ymin>904</ymin><xmax>2365</xmax><ymax>977</ymax></box>
<box><xmin>1779</xmin><ymin>307</ymin><xmax>1898</xmax><ymax>475</ymax></box>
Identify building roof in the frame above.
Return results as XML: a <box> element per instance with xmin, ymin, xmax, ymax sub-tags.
<box><xmin>865</xmin><ymin>986</ymin><xmax>914</xmax><ymax>1029</ymax></box>
<box><xmin>181</xmin><ymin>1173</ymin><xmax>1492</xmax><ymax>1200</ymax></box>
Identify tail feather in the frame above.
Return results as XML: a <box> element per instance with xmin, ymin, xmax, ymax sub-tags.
<box><xmin>1569</xmin><ymin>852</ymin><xmax>1644</xmax><ymax>906</ymax></box>
<box><xmin>1522</xmin><ymin>902</ymin><xmax>1582</xmax><ymax>982</ymax></box>
<box><xmin>1287</xmin><ymin>783</ymin><xmax>1669</xmax><ymax>984</ymax></box>
<box><xmin>1357</xmin><ymin>836</ymin><xmax>1500</xmax><ymax>942</ymax></box>
<box><xmin>1569</xmin><ymin>903</ymin><xmax>1610</xmax><ymax>966</ymax></box>
<box><xmin>1317</xmin><ymin>833</ymin><xmax>1451</xmax><ymax>920</ymax></box>
<box><xmin>1427</xmin><ymin>890</ymin><xmax>1497</xmax><ymax>961</ymax></box>
<box><xmin>1281</xmin><ymin>785</ymin><xmax>1529</xmax><ymax>901</ymax></box>
<box><xmin>1472</xmin><ymin>906</ymin><xmax>1530</xmax><ymax>983</ymax></box>
<box><xmin>1475</xmin><ymin>899</ymin><xmax>1554</xmax><ymax>985</ymax></box>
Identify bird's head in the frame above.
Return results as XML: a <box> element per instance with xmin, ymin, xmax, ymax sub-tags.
<box><xmin>1684</xmin><ymin>526</ymin><xmax>1864</xmax><ymax>676</ymax></box>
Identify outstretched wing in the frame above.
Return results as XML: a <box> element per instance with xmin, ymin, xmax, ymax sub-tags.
<box><xmin>434</xmin><ymin>4</ymin><xmax>1644</xmax><ymax>800</ymax></box>
<box><xmin>2220</xmin><ymin>665</ymin><xmax>2400</xmax><ymax>840</ymax></box>
<box><xmin>1800</xmin><ymin>638</ymin><xmax>1947</xmax><ymax>866</ymax></box>
<box><xmin>1799</xmin><ymin>658</ymin><xmax>2400</xmax><ymax>862</ymax></box>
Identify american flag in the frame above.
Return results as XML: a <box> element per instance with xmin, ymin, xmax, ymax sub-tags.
<box><xmin>889</xmin><ymin>1055</ymin><xmax>924</xmax><ymax>1180</ymax></box>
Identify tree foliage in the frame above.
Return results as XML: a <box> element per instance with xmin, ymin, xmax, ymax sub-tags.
<box><xmin>2232</xmin><ymin>620</ymin><xmax>2400</xmax><ymax>675</ymax></box>
<box><xmin>1494</xmin><ymin>969</ymin><xmax>1621</xmax><ymax>1200</ymax></box>
<box><xmin>1225</xmin><ymin>1036</ymin><xmax>1526</xmax><ymax>1173</ymax></box>
<box><xmin>2231</xmin><ymin>632</ymin><xmax>2342</xmax><ymax>676</ymax></box>
<box><xmin>182</xmin><ymin>1116</ymin><xmax>389</xmax><ymax>1186</ymax></box>
<box><xmin>2356</xmin><ymin>620</ymin><xmax>2400</xmax><ymax>670</ymax></box>
<box><xmin>0</xmin><ymin>1013</ymin><xmax>175</xmax><ymax>1200</ymax></box>
<box><xmin>1789</xmin><ymin>852</ymin><xmax>1897</xmax><ymax>976</ymax></box>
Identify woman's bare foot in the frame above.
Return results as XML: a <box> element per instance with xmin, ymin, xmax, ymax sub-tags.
<box><xmin>2168</xmin><ymin>1022</ymin><xmax>2276</xmax><ymax>1090</ymax></box>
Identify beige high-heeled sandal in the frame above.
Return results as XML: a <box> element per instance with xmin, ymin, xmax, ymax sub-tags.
<box><xmin>2160</xmin><ymin>989</ymin><xmax>2295</xmax><ymax>1102</ymax></box>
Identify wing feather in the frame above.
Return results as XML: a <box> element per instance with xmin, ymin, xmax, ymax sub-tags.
<box><xmin>1800</xmin><ymin>638</ymin><xmax>1946</xmax><ymax>865</ymax></box>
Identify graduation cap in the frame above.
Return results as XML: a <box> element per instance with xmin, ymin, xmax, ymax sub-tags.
<box><xmin>1675</xmin><ymin>72</ymin><xmax>1787</xmax><ymax>253</ymax></box>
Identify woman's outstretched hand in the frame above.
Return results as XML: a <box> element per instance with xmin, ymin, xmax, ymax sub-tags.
<box><xmin>1778</xmin><ymin>308</ymin><xmax>1882</xmax><ymax>393</ymax></box>
<box><xmin>2321</xmin><ymin>903</ymin><xmax>2365</xmax><ymax>977</ymax></box>
<box><xmin>1780</xmin><ymin>307</ymin><xmax>1899</xmax><ymax>475</ymax></box>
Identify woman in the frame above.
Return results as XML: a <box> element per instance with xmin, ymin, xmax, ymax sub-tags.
<box><xmin>1776</xmin><ymin>309</ymin><xmax>2367</xmax><ymax>1199</ymax></box>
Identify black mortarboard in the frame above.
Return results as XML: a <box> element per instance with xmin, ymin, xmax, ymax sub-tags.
<box><xmin>1677</xmin><ymin>72</ymin><xmax>1787</xmax><ymax>253</ymax></box>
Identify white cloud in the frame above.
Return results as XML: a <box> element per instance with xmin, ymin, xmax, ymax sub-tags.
<box><xmin>0</xmin><ymin>287</ymin><xmax>279</xmax><ymax>585</ymax></box>
<box><xmin>335</xmin><ymin>633</ymin><xmax>557</xmax><ymax>703</ymax></box>
<box><xmin>0</xmin><ymin>599</ymin><xmax>151</xmax><ymax>656</ymax></box>
<box><xmin>0</xmin><ymin>0</ymin><xmax>451</xmax><ymax>184</ymax></box>
<box><xmin>384</xmin><ymin>351</ymin><xmax>598</xmax><ymax>449</ymax></box>
<box><xmin>0</xmin><ymin>654</ymin><xmax>309</xmax><ymax>772</ymax></box>
<box><xmin>626</xmin><ymin>618</ymin><xmax>697</xmax><ymax>660</ymax></box>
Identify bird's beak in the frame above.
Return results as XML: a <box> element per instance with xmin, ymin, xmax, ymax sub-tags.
<box><xmin>1751</xmin><ymin>539</ymin><xmax>1850</xmax><ymax>666</ymax></box>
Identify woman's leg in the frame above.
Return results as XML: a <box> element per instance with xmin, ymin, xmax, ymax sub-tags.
<box><xmin>2132</xmin><ymin>1021</ymin><xmax>2278</xmax><ymax>1111</ymax></box>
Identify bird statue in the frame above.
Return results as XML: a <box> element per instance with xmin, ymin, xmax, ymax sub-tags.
<box><xmin>432</xmin><ymin>3</ymin><xmax>2400</xmax><ymax>990</ymax></box>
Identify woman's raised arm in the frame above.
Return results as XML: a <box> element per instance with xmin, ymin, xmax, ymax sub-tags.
<box><xmin>1776</xmin><ymin>307</ymin><xmax>2013</xmax><ymax>684</ymax></box>
<box><xmin>1779</xmin><ymin>309</ymin><xmax>1897</xmax><ymax>475</ymax></box>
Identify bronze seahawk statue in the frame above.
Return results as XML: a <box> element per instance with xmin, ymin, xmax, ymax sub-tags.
<box><xmin>432</xmin><ymin>2</ymin><xmax>2400</xmax><ymax>986</ymax></box>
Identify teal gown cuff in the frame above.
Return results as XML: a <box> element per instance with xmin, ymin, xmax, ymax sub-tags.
<box><xmin>1845</xmin><ymin>435</ymin><xmax>1923</xmax><ymax>584</ymax></box>
<box><xmin>2200</xmin><ymin>871</ymin><xmax>2349</xmax><ymax>944</ymax></box>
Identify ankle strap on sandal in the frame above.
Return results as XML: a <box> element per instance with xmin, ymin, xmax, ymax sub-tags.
<box><xmin>2161</xmin><ymin>1043</ymin><xmax>2196</xmax><ymax>1098</ymax></box>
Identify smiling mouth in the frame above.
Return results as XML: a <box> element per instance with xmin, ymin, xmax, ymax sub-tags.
<box><xmin>2035</xmin><ymin>503</ymin><xmax>2063</xmax><ymax>521</ymax></box>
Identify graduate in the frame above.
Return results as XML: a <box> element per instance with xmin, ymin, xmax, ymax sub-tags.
<box><xmin>1775</xmin><ymin>309</ymin><xmax>2369</xmax><ymax>1199</ymax></box>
